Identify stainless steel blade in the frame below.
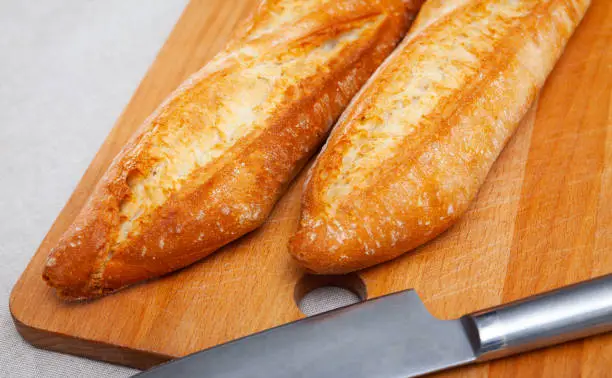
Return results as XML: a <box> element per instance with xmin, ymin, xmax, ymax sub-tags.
<box><xmin>136</xmin><ymin>290</ymin><xmax>476</xmax><ymax>378</ymax></box>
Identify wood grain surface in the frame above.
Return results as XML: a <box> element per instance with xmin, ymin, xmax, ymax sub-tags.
<box><xmin>10</xmin><ymin>0</ymin><xmax>612</xmax><ymax>375</ymax></box>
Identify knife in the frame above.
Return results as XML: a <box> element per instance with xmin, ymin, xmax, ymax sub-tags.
<box><xmin>135</xmin><ymin>274</ymin><xmax>612</xmax><ymax>377</ymax></box>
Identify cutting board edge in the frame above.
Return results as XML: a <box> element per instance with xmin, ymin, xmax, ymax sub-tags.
<box><xmin>10</xmin><ymin>307</ymin><xmax>170</xmax><ymax>370</ymax></box>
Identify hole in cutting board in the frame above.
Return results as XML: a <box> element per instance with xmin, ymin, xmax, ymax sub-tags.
<box><xmin>294</xmin><ymin>273</ymin><xmax>366</xmax><ymax>316</ymax></box>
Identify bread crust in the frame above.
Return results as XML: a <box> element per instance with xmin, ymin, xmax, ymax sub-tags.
<box><xmin>43</xmin><ymin>0</ymin><xmax>412</xmax><ymax>300</ymax></box>
<box><xmin>289</xmin><ymin>0</ymin><xmax>591</xmax><ymax>274</ymax></box>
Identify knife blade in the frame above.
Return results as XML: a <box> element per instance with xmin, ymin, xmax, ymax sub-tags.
<box><xmin>135</xmin><ymin>274</ymin><xmax>612</xmax><ymax>377</ymax></box>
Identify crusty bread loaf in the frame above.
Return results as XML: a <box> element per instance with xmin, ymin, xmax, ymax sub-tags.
<box><xmin>289</xmin><ymin>0</ymin><xmax>591</xmax><ymax>274</ymax></box>
<box><xmin>43</xmin><ymin>0</ymin><xmax>414</xmax><ymax>300</ymax></box>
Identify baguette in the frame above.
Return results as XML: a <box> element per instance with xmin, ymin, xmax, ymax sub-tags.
<box><xmin>43</xmin><ymin>0</ymin><xmax>414</xmax><ymax>300</ymax></box>
<box><xmin>289</xmin><ymin>0</ymin><xmax>591</xmax><ymax>274</ymax></box>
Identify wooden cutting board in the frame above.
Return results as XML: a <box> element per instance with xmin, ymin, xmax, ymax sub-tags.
<box><xmin>10</xmin><ymin>0</ymin><xmax>612</xmax><ymax>375</ymax></box>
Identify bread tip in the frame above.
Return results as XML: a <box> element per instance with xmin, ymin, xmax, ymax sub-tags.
<box><xmin>289</xmin><ymin>226</ymin><xmax>356</xmax><ymax>275</ymax></box>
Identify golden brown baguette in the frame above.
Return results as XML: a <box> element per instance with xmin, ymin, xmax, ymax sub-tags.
<box><xmin>43</xmin><ymin>0</ymin><xmax>415</xmax><ymax>300</ymax></box>
<box><xmin>289</xmin><ymin>0</ymin><xmax>591</xmax><ymax>273</ymax></box>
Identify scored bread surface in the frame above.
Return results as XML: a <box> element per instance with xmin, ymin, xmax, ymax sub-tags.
<box><xmin>43</xmin><ymin>0</ymin><xmax>412</xmax><ymax>299</ymax></box>
<box><xmin>290</xmin><ymin>0</ymin><xmax>591</xmax><ymax>274</ymax></box>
